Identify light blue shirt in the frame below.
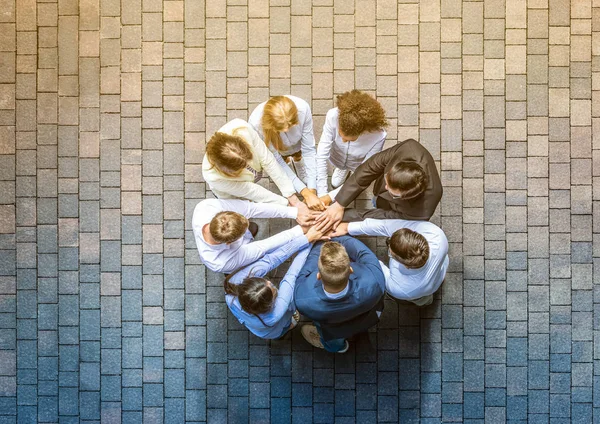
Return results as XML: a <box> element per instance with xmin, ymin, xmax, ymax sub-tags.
<box><xmin>348</xmin><ymin>219</ymin><xmax>449</xmax><ymax>300</ymax></box>
<box><xmin>226</xmin><ymin>236</ymin><xmax>311</xmax><ymax>339</ymax></box>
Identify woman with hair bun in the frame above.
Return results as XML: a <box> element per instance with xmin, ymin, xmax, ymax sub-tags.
<box><xmin>316</xmin><ymin>90</ymin><xmax>388</xmax><ymax>205</ymax></box>
<box><xmin>224</xmin><ymin>224</ymin><xmax>328</xmax><ymax>339</ymax></box>
<box><xmin>248</xmin><ymin>95</ymin><xmax>323</xmax><ymax>211</ymax></box>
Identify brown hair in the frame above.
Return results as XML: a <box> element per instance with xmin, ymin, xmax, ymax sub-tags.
<box><xmin>206</xmin><ymin>131</ymin><xmax>253</xmax><ymax>177</ymax></box>
<box><xmin>262</xmin><ymin>96</ymin><xmax>299</xmax><ymax>152</ymax></box>
<box><xmin>318</xmin><ymin>241</ymin><xmax>351</xmax><ymax>290</ymax></box>
<box><xmin>389</xmin><ymin>228</ymin><xmax>429</xmax><ymax>269</ymax></box>
<box><xmin>224</xmin><ymin>275</ymin><xmax>275</xmax><ymax>327</ymax></box>
<box><xmin>385</xmin><ymin>161</ymin><xmax>428</xmax><ymax>199</ymax></box>
<box><xmin>336</xmin><ymin>90</ymin><xmax>388</xmax><ymax>137</ymax></box>
<box><xmin>209</xmin><ymin>211</ymin><xmax>249</xmax><ymax>244</ymax></box>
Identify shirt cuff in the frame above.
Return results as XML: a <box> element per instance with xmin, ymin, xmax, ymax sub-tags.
<box><xmin>290</xmin><ymin>225</ymin><xmax>305</xmax><ymax>238</ymax></box>
<box><xmin>347</xmin><ymin>222</ymin><xmax>360</xmax><ymax>236</ymax></box>
<box><xmin>286</xmin><ymin>207</ymin><xmax>299</xmax><ymax>219</ymax></box>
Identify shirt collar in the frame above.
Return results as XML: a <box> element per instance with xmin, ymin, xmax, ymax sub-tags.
<box><xmin>322</xmin><ymin>283</ymin><xmax>349</xmax><ymax>299</ymax></box>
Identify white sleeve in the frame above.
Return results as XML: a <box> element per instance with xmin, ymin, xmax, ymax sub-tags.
<box><xmin>248</xmin><ymin>126</ymin><xmax>297</xmax><ymax>198</ymax></box>
<box><xmin>244</xmin><ymin>199</ymin><xmax>298</xmax><ymax>219</ymax></box>
<box><xmin>222</xmin><ymin>225</ymin><xmax>305</xmax><ymax>273</ymax></box>
<box><xmin>316</xmin><ymin>111</ymin><xmax>336</xmax><ymax>197</ymax></box>
<box><xmin>300</xmin><ymin>108</ymin><xmax>318</xmax><ymax>190</ymax></box>
<box><xmin>207</xmin><ymin>178</ymin><xmax>289</xmax><ymax>205</ymax></box>
<box><xmin>347</xmin><ymin>218</ymin><xmax>413</xmax><ymax>238</ymax></box>
<box><xmin>270</xmin><ymin>145</ymin><xmax>307</xmax><ymax>193</ymax></box>
<box><xmin>362</xmin><ymin>130</ymin><xmax>386</xmax><ymax>163</ymax></box>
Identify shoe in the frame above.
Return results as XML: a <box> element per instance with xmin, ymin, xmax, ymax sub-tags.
<box><xmin>293</xmin><ymin>310</ymin><xmax>301</xmax><ymax>323</ymax></box>
<box><xmin>331</xmin><ymin>168</ymin><xmax>350</xmax><ymax>188</ymax></box>
<box><xmin>300</xmin><ymin>324</ymin><xmax>325</xmax><ymax>349</ymax></box>
<box><xmin>338</xmin><ymin>340</ymin><xmax>350</xmax><ymax>354</ymax></box>
<box><xmin>248</xmin><ymin>222</ymin><xmax>259</xmax><ymax>238</ymax></box>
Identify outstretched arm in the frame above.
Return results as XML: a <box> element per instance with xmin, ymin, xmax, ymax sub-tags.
<box><xmin>269</xmin><ymin>246</ymin><xmax>312</xmax><ymax>321</ymax></box>
<box><xmin>347</xmin><ymin>218</ymin><xmax>413</xmax><ymax>238</ymax></box>
<box><xmin>227</xmin><ymin>234</ymin><xmax>310</xmax><ymax>283</ymax></box>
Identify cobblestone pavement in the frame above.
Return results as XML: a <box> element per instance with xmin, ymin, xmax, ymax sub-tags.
<box><xmin>0</xmin><ymin>0</ymin><xmax>598</xmax><ymax>422</ymax></box>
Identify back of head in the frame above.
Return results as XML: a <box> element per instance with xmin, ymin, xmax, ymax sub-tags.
<box><xmin>386</xmin><ymin>161</ymin><xmax>428</xmax><ymax>199</ymax></box>
<box><xmin>224</xmin><ymin>276</ymin><xmax>274</xmax><ymax>315</ymax></box>
<box><xmin>318</xmin><ymin>241</ymin><xmax>351</xmax><ymax>290</ymax></box>
<box><xmin>336</xmin><ymin>90</ymin><xmax>388</xmax><ymax>137</ymax></box>
<box><xmin>209</xmin><ymin>211</ymin><xmax>249</xmax><ymax>244</ymax></box>
<box><xmin>389</xmin><ymin>228</ymin><xmax>429</xmax><ymax>269</ymax></box>
<box><xmin>262</xmin><ymin>96</ymin><xmax>299</xmax><ymax>151</ymax></box>
<box><xmin>206</xmin><ymin>131</ymin><xmax>253</xmax><ymax>177</ymax></box>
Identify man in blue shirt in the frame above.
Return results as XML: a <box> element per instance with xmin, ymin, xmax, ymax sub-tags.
<box><xmin>294</xmin><ymin>236</ymin><xmax>386</xmax><ymax>353</ymax></box>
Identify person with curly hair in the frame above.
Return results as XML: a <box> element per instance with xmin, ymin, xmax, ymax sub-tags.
<box><xmin>315</xmin><ymin>90</ymin><xmax>388</xmax><ymax>204</ymax></box>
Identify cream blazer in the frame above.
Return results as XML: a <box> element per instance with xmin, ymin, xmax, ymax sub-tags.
<box><xmin>202</xmin><ymin>119</ymin><xmax>296</xmax><ymax>205</ymax></box>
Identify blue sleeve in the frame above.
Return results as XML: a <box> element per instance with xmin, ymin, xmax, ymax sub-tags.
<box><xmin>228</xmin><ymin>236</ymin><xmax>310</xmax><ymax>284</ymax></box>
<box><xmin>269</xmin><ymin>246</ymin><xmax>312</xmax><ymax>320</ymax></box>
<box><xmin>297</xmin><ymin>242</ymin><xmax>323</xmax><ymax>280</ymax></box>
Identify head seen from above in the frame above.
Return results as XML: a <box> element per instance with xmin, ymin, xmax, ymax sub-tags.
<box><xmin>224</xmin><ymin>276</ymin><xmax>277</xmax><ymax>317</ymax></box>
<box><xmin>336</xmin><ymin>89</ymin><xmax>388</xmax><ymax>141</ymax></box>
<box><xmin>385</xmin><ymin>161</ymin><xmax>428</xmax><ymax>200</ymax></box>
<box><xmin>317</xmin><ymin>241</ymin><xmax>352</xmax><ymax>292</ymax></box>
<box><xmin>262</xmin><ymin>96</ymin><xmax>299</xmax><ymax>152</ymax></box>
<box><xmin>209</xmin><ymin>211</ymin><xmax>249</xmax><ymax>244</ymax></box>
<box><xmin>206</xmin><ymin>131</ymin><xmax>253</xmax><ymax>177</ymax></box>
<box><xmin>388</xmin><ymin>228</ymin><xmax>429</xmax><ymax>269</ymax></box>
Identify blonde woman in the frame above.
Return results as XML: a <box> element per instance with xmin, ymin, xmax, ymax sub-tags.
<box><xmin>202</xmin><ymin>119</ymin><xmax>312</xmax><ymax>217</ymax></box>
<box><xmin>316</xmin><ymin>90</ymin><xmax>388</xmax><ymax>205</ymax></box>
<box><xmin>248</xmin><ymin>95</ymin><xmax>323</xmax><ymax>210</ymax></box>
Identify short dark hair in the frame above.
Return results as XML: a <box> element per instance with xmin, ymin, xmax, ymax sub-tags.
<box><xmin>385</xmin><ymin>161</ymin><xmax>428</xmax><ymax>199</ymax></box>
<box><xmin>389</xmin><ymin>228</ymin><xmax>429</xmax><ymax>269</ymax></box>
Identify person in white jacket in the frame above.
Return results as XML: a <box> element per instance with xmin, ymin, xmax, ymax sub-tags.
<box><xmin>192</xmin><ymin>198</ymin><xmax>317</xmax><ymax>274</ymax></box>
<box><xmin>329</xmin><ymin>218</ymin><xmax>449</xmax><ymax>306</ymax></box>
<box><xmin>315</xmin><ymin>90</ymin><xmax>388</xmax><ymax>203</ymax></box>
<box><xmin>202</xmin><ymin>119</ymin><xmax>308</xmax><ymax>212</ymax></box>
<box><xmin>248</xmin><ymin>95</ymin><xmax>322</xmax><ymax>211</ymax></box>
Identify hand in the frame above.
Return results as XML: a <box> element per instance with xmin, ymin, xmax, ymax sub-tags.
<box><xmin>319</xmin><ymin>195</ymin><xmax>332</xmax><ymax>207</ymax></box>
<box><xmin>295</xmin><ymin>202</ymin><xmax>320</xmax><ymax>227</ymax></box>
<box><xmin>327</xmin><ymin>222</ymin><xmax>349</xmax><ymax>238</ymax></box>
<box><xmin>315</xmin><ymin>202</ymin><xmax>345</xmax><ymax>233</ymax></box>
<box><xmin>301</xmin><ymin>188</ymin><xmax>325</xmax><ymax>211</ymax></box>
<box><xmin>305</xmin><ymin>221</ymin><xmax>332</xmax><ymax>243</ymax></box>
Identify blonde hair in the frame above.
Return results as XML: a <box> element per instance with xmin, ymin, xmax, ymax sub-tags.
<box><xmin>337</xmin><ymin>90</ymin><xmax>388</xmax><ymax>137</ymax></box>
<box><xmin>261</xmin><ymin>96</ymin><xmax>299</xmax><ymax>152</ymax></box>
<box><xmin>206</xmin><ymin>131</ymin><xmax>253</xmax><ymax>177</ymax></box>
<box><xmin>318</xmin><ymin>242</ymin><xmax>351</xmax><ymax>290</ymax></box>
<box><xmin>209</xmin><ymin>211</ymin><xmax>249</xmax><ymax>244</ymax></box>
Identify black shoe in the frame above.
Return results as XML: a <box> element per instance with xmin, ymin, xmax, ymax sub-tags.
<box><xmin>248</xmin><ymin>222</ymin><xmax>259</xmax><ymax>238</ymax></box>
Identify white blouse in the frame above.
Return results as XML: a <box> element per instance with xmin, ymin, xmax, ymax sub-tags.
<box><xmin>315</xmin><ymin>108</ymin><xmax>387</xmax><ymax>197</ymax></box>
<box><xmin>248</xmin><ymin>95</ymin><xmax>318</xmax><ymax>191</ymax></box>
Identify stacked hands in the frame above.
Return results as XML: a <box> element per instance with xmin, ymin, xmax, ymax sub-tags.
<box><xmin>295</xmin><ymin>199</ymin><xmax>349</xmax><ymax>239</ymax></box>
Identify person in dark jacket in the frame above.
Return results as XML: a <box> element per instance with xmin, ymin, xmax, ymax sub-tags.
<box><xmin>316</xmin><ymin>139</ymin><xmax>443</xmax><ymax>228</ymax></box>
<box><xmin>295</xmin><ymin>236</ymin><xmax>385</xmax><ymax>353</ymax></box>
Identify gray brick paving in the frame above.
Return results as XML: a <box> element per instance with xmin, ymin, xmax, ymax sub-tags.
<box><xmin>0</xmin><ymin>0</ymin><xmax>598</xmax><ymax>423</ymax></box>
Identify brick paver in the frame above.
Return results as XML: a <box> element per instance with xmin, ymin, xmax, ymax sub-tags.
<box><xmin>0</xmin><ymin>0</ymin><xmax>598</xmax><ymax>422</ymax></box>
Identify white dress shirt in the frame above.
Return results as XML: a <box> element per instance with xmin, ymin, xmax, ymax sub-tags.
<box><xmin>202</xmin><ymin>119</ymin><xmax>296</xmax><ymax>205</ymax></box>
<box><xmin>316</xmin><ymin>108</ymin><xmax>387</xmax><ymax>197</ymax></box>
<box><xmin>248</xmin><ymin>95</ymin><xmax>318</xmax><ymax>191</ymax></box>
<box><xmin>347</xmin><ymin>219</ymin><xmax>449</xmax><ymax>300</ymax></box>
<box><xmin>192</xmin><ymin>199</ymin><xmax>303</xmax><ymax>273</ymax></box>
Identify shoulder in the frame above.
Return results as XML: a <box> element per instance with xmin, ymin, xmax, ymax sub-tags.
<box><xmin>325</xmin><ymin>108</ymin><xmax>339</xmax><ymax>121</ymax></box>
<box><xmin>248</xmin><ymin>102</ymin><xmax>266</xmax><ymax>126</ymax></box>
<box><xmin>287</xmin><ymin>95</ymin><xmax>311</xmax><ymax>112</ymax></box>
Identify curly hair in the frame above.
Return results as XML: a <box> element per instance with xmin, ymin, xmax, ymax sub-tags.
<box><xmin>336</xmin><ymin>90</ymin><xmax>388</xmax><ymax>137</ymax></box>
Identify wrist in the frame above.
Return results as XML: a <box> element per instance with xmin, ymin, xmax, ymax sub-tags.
<box><xmin>288</xmin><ymin>195</ymin><xmax>300</xmax><ymax>206</ymax></box>
<box><xmin>300</xmin><ymin>188</ymin><xmax>311</xmax><ymax>197</ymax></box>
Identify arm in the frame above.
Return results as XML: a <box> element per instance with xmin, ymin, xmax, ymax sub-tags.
<box><xmin>315</xmin><ymin>111</ymin><xmax>336</xmax><ymax>197</ymax></box>
<box><xmin>220</xmin><ymin>225</ymin><xmax>305</xmax><ymax>273</ymax></box>
<box><xmin>270</xmin><ymin>145</ymin><xmax>307</xmax><ymax>193</ymax></box>
<box><xmin>227</xmin><ymin>235</ymin><xmax>310</xmax><ymax>284</ymax></box>
<box><xmin>300</xmin><ymin>109</ymin><xmax>318</xmax><ymax>190</ymax></box>
<box><xmin>208</xmin><ymin>178</ymin><xmax>288</xmax><ymax>205</ymax></box>
<box><xmin>347</xmin><ymin>218</ymin><xmax>414</xmax><ymax>238</ymax></box>
<box><xmin>248</xmin><ymin>126</ymin><xmax>296</xmax><ymax>198</ymax></box>
<box><xmin>203</xmin><ymin>198</ymin><xmax>298</xmax><ymax>220</ymax></box>
<box><xmin>269</xmin><ymin>246</ymin><xmax>312</xmax><ymax>320</ymax></box>
<box><xmin>334</xmin><ymin>142</ymin><xmax>402</xmax><ymax>207</ymax></box>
